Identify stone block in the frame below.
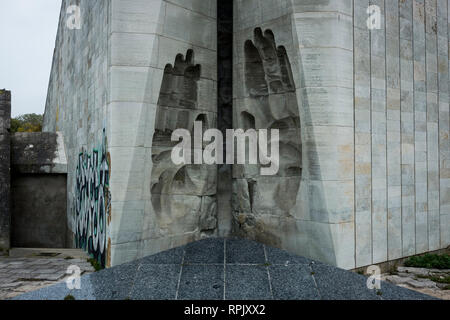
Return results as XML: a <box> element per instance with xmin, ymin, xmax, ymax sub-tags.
<box><xmin>110</xmin><ymin>32</ymin><xmax>159</xmax><ymax>68</ymax></box>
<box><xmin>295</xmin><ymin>12</ymin><xmax>353</xmax><ymax>50</ymax></box>
<box><xmin>111</xmin><ymin>0</ymin><xmax>165</xmax><ymax>34</ymax></box>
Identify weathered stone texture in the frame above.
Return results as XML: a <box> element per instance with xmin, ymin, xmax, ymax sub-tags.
<box><xmin>44</xmin><ymin>0</ymin><xmax>218</xmax><ymax>266</ymax></box>
<box><xmin>11</xmin><ymin>175</ymin><xmax>68</xmax><ymax>248</ymax></box>
<box><xmin>414</xmin><ymin>0</ymin><xmax>429</xmax><ymax>255</ymax></box>
<box><xmin>107</xmin><ymin>0</ymin><xmax>218</xmax><ymax>266</ymax></box>
<box><xmin>386</xmin><ymin>0</ymin><xmax>403</xmax><ymax>261</ymax></box>
<box><xmin>371</xmin><ymin>0</ymin><xmax>388</xmax><ymax>264</ymax></box>
<box><xmin>355</xmin><ymin>0</ymin><xmax>373</xmax><ymax>267</ymax></box>
<box><xmin>8</xmin><ymin>132</ymin><xmax>68</xmax><ymax>249</ymax></box>
<box><xmin>353</xmin><ymin>0</ymin><xmax>450</xmax><ymax>268</ymax></box>
<box><xmin>233</xmin><ymin>0</ymin><xmax>355</xmax><ymax>269</ymax></box>
<box><xmin>425</xmin><ymin>0</ymin><xmax>441</xmax><ymax>253</ymax></box>
<box><xmin>10</xmin><ymin>132</ymin><xmax>67</xmax><ymax>174</ymax></box>
<box><xmin>437</xmin><ymin>0</ymin><xmax>450</xmax><ymax>249</ymax></box>
<box><xmin>0</xmin><ymin>90</ymin><xmax>11</xmax><ymax>252</ymax></box>
<box><xmin>43</xmin><ymin>0</ymin><xmax>110</xmax><ymax>264</ymax></box>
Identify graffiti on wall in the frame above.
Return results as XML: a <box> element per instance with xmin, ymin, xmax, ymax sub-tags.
<box><xmin>74</xmin><ymin>129</ymin><xmax>111</xmax><ymax>267</ymax></box>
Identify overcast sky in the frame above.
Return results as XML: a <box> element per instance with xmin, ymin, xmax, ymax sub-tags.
<box><xmin>0</xmin><ymin>0</ymin><xmax>62</xmax><ymax>117</ymax></box>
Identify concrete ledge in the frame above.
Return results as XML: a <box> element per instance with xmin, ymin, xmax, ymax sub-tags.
<box><xmin>8</xmin><ymin>248</ymin><xmax>90</xmax><ymax>260</ymax></box>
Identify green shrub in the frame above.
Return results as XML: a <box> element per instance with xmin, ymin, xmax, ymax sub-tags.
<box><xmin>429</xmin><ymin>276</ymin><xmax>450</xmax><ymax>284</ymax></box>
<box><xmin>404</xmin><ymin>254</ymin><xmax>450</xmax><ymax>269</ymax></box>
<box><xmin>10</xmin><ymin>114</ymin><xmax>43</xmax><ymax>133</ymax></box>
<box><xmin>87</xmin><ymin>258</ymin><xmax>103</xmax><ymax>272</ymax></box>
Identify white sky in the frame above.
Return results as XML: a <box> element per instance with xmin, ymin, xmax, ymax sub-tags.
<box><xmin>0</xmin><ymin>0</ymin><xmax>62</xmax><ymax>117</ymax></box>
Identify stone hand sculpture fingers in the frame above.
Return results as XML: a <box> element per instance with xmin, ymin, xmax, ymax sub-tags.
<box><xmin>233</xmin><ymin>27</ymin><xmax>302</xmax><ymax>239</ymax></box>
<box><xmin>155</xmin><ymin>50</ymin><xmax>201</xmax><ymax>135</ymax></box>
<box><xmin>151</xmin><ymin>50</ymin><xmax>217</xmax><ymax>237</ymax></box>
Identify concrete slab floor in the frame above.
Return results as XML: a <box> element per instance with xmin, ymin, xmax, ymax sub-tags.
<box><xmin>0</xmin><ymin>248</ymin><xmax>95</xmax><ymax>300</ymax></box>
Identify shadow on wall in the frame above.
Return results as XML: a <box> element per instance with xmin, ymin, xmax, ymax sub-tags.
<box><xmin>293</xmin><ymin>25</ymin><xmax>338</xmax><ymax>266</ymax></box>
<box><xmin>296</xmin><ymin>48</ymin><xmax>337</xmax><ymax>266</ymax></box>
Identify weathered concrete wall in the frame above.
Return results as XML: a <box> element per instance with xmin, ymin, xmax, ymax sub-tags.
<box><xmin>11</xmin><ymin>132</ymin><xmax>67</xmax><ymax>174</ymax></box>
<box><xmin>43</xmin><ymin>0</ymin><xmax>110</xmax><ymax>265</ymax></box>
<box><xmin>10</xmin><ymin>132</ymin><xmax>68</xmax><ymax>248</ymax></box>
<box><xmin>11</xmin><ymin>175</ymin><xmax>67</xmax><ymax>248</ymax></box>
<box><xmin>0</xmin><ymin>90</ymin><xmax>11</xmax><ymax>253</ymax></box>
<box><xmin>107</xmin><ymin>0</ymin><xmax>218</xmax><ymax>265</ymax></box>
<box><xmin>233</xmin><ymin>0</ymin><xmax>355</xmax><ymax>269</ymax></box>
<box><xmin>233</xmin><ymin>0</ymin><xmax>449</xmax><ymax>270</ymax></box>
<box><xmin>353</xmin><ymin>0</ymin><xmax>450</xmax><ymax>268</ymax></box>
<box><xmin>44</xmin><ymin>0</ymin><xmax>218</xmax><ymax>266</ymax></box>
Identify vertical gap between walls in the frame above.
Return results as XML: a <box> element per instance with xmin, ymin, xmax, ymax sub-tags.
<box><xmin>217</xmin><ymin>0</ymin><xmax>233</xmax><ymax>237</ymax></box>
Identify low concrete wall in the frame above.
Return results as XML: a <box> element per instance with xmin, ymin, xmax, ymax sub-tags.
<box><xmin>11</xmin><ymin>174</ymin><xmax>68</xmax><ymax>248</ymax></box>
<box><xmin>10</xmin><ymin>132</ymin><xmax>68</xmax><ymax>249</ymax></box>
<box><xmin>0</xmin><ymin>89</ymin><xmax>69</xmax><ymax>251</ymax></box>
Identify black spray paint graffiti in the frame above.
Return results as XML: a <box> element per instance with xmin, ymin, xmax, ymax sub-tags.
<box><xmin>74</xmin><ymin>129</ymin><xmax>111</xmax><ymax>267</ymax></box>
